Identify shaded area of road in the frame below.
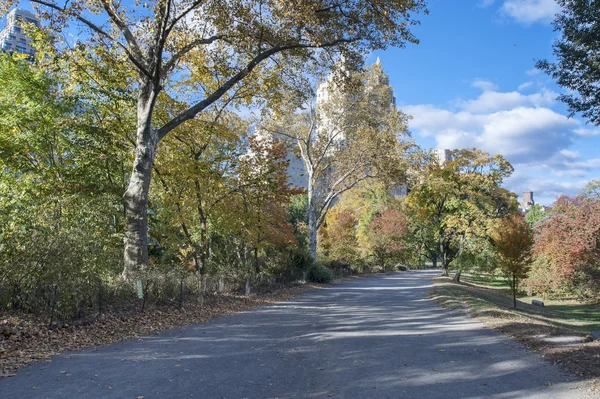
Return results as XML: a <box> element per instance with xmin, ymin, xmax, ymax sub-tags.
<box><xmin>1</xmin><ymin>270</ymin><xmax>592</xmax><ymax>398</ymax></box>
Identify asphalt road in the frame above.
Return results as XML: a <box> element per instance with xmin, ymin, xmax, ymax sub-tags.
<box><xmin>1</xmin><ymin>270</ymin><xmax>594</xmax><ymax>399</ymax></box>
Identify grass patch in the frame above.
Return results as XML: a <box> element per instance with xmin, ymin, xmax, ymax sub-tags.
<box><xmin>461</xmin><ymin>273</ymin><xmax>511</xmax><ymax>289</ymax></box>
<box><xmin>457</xmin><ymin>273</ymin><xmax>600</xmax><ymax>332</ymax></box>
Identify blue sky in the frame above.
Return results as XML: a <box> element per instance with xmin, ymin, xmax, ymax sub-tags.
<box><xmin>370</xmin><ymin>0</ymin><xmax>599</xmax><ymax>206</ymax></box>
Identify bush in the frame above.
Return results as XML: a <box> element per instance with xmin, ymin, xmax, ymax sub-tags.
<box><xmin>397</xmin><ymin>264</ymin><xmax>410</xmax><ymax>272</ymax></box>
<box><xmin>308</xmin><ymin>264</ymin><xmax>333</xmax><ymax>283</ymax></box>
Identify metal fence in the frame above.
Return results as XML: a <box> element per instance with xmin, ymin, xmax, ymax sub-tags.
<box><xmin>0</xmin><ymin>267</ymin><xmax>353</xmax><ymax>326</ymax></box>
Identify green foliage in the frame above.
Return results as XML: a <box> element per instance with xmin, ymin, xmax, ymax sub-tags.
<box><xmin>536</xmin><ymin>0</ymin><xmax>600</xmax><ymax>125</ymax></box>
<box><xmin>525</xmin><ymin>204</ymin><xmax>546</xmax><ymax>227</ymax></box>
<box><xmin>405</xmin><ymin>149</ymin><xmax>518</xmax><ymax>275</ymax></box>
<box><xmin>308</xmin><ymin>264</ymin><xmax>334</xmax><ymax>284</ymax></box>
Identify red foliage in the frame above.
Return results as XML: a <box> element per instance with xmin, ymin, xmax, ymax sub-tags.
<box><xmin>369</xmin><ymin>210</ymin><xmax>409</xmax><ymax>255</ymax></box>
<box><xmin>528</xmin><ymin>195</ymin><xmax>600</xmax><ymax>296</ymax></box>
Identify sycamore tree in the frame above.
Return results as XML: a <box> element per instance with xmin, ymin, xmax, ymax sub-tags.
<box><xmin>492</xmin><ymin>214</ymin><xmax>534</xmax><ymax>309</ymax></box>
<box><xmin>263</xmin><ymin>63</ymin><xmax>415</xmax><ymax>260</ymax></box>
<box><xmin>1</xmin><ymin>0</ymin><xmax>427</xmax><ymax>277</ymax></box>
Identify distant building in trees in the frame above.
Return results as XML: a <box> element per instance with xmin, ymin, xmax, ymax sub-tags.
<box><xmin>434</xmin><ymin>149</ymin><xmax>453</xmax><ymax>166</ymax></box>
<box><xmin>258</xmin><ymin>58</ymin><xmax>399</xmax><ymax>192</ymax></box>
<box><xmin>0</xmin><ymin>9</ymin><xmax>39</xmax><ymax>60</ymax></box>
<box><xmin>521</xmin><ymin>191</ymin><xmax>535</xmax><ymax>212</ymax></box>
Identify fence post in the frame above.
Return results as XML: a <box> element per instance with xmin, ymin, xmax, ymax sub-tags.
<box><xmin>179</xmin><ymin>279</ymin><xmax>183</xmax><ymax>309</ymax></box>
<box><xmin>98</xmin><ymin>280</ymin><xmax>103</xmax><ymax>314</ymax></box>
<box><xmin>245</xmin><ymin>276</ymin><xmax>250</xmax><ymax>296</ymax></box>
<box><xmin>48</xmin><ymin>285</ymin><xmax>57</xmax><ymax>329</ymax></box>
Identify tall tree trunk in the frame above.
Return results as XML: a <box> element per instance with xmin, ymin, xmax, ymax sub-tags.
<box><xmin>453</xmin><ymin>271</ymin><xmax>461</xmax><ymax>282</ymax></box>
<box><xmin>307</xmin><ymin>177</ymin><xmax>318</xmax><ymax>262</ymax></box>
<box><xmin>439</xmin><ymin>239</ymin><xmax>449</xmax><ymax>277</ymax></box>
<box><xmin>194</xmin><ymin>178</ymin><xmax>208</xmax><ymax>276</ymax></box>
<box><xmin>122</xmin><ymin>83</ymin><xmax>159</xmax><ymax>278</ymax></box>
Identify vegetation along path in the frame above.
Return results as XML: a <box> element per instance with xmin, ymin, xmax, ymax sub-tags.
<box><xmin>1</xmin><ymin>270</ymin><xmax>593</xmax><ymax>398</ymax></box>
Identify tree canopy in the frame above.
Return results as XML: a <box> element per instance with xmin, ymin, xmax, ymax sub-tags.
<box><xmin>536</xmin><ymin>0</ymin><xmax>600</xmax><ymax>125</ymax></box>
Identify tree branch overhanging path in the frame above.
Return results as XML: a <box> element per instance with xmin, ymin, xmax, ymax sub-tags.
<box><xmin>0</xmin><ymin>0</ymin><xmax>427</xmax><ymax>276</ymax></box>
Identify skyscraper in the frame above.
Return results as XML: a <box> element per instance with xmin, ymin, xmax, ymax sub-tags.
<box><xmin>0</xmin><ymin>9</ymin><xmax>40</xmax><ymax>59</ymax></box>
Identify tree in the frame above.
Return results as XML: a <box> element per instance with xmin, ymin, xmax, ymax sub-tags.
<box><xmin>264</xmin><ymin>62</ymin><xmax>415</xmax><ymax>260</ymax></box>
<box><xmin>536</xmin><ymin>0</ymin><xmax>600</xmax><ymax>125</ymax></box>
<box><xmin>0</xmin><ymin>53</ymin><xmax>127</xmax><ymax>312</ymax></box>
<box><xmin>153</xmin><ymin>116</ymin><xmax>298</xmax><ymax>278</ymax></box>
<box><xmin>581</xmin><ymin>179</ymin><xmax>600</xmax><ymax>201</ymax></box>
<box><xmin>492</xmin><ymin>214</ymin><xmax>534</xmax><ymax>309</ymax></box>
<box><xmin>405</xmin><ymin>149</ymin><xmax>517</xmax><ymax>277</ymax></box>
<box><xmin>528</xmin><ymin>196</ymin><xmax>600</xmax><ymax>297</ymax></box>
<box><xmin>319</xmin><ymin>207</ymin><xmax>359</xmax><ymax>265</ymax></box>
<box><xmin>366</xmin><ymin>210</ymin><xmax>408</xmax><ymax>272</ymax></box>
<box><xmin>525</xmin><ymin>204</ymin><xmax>546</xmax><ymax>228</ymax></box>
<box><xmin>1</xmin><ymin>0</ymin><xmax>427</xmax><ymax>277</ymax></box>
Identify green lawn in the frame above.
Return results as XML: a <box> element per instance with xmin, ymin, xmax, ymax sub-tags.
<box><xmin>435</xmin><ymin>274</ymin><xmax>600</xmax><ymax>333</ymax></box>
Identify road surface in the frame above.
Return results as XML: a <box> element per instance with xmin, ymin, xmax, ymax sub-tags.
<box><xmin>1</xmin><ymin>270</ymin><xmax>593</xmax><ymax>398</ymax></box>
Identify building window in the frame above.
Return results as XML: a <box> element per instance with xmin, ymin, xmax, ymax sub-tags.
<box><xmin>12</xmin><ymin>27</ymin><xmax>22</xmax><ymax>34</ymax></box>
<box><xmin>26</xmin><ymin>18</ymin><xmax>39</xmax><ymax>27</ymax></box>
<box><xmin>19</xmin><ymin>38</ymin><xmax>26</xmax><ymax>43</ymax></box>
<box><xmin>9</xmin><ymin>35</ymin><xmax>16</xmax><ymax>40</ymax></box>
<box><xmin>16</xmin><ymin>45</ymin><xmax>26</xmax><ymax>53</ymax></box>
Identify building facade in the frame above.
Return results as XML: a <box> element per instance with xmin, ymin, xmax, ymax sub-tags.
<box><xmin>521</xmin><ymin>191</ymin><xmax>535</xmax><ymax>211</ymax></box>
<box><xmin>264</xmin><ymin>59</ymin><xmax>398</xmax><ymax>191</ymax></box>
<box><xmin>0</xmin><ymin>9</ymin><xmax>39</xmax><ymax>59</ymax></box>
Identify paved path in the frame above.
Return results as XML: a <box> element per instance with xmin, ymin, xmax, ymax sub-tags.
<box><xmin>1</xmin><ymin>270</ymin><xmax>594</xmax><ymax>398</ymax></box>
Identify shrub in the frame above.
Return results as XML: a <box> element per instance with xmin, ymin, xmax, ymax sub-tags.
<box><xmin>308</xmin><ymin>264</ymin><xmax>333</xmax><ymax>283</ymax></box>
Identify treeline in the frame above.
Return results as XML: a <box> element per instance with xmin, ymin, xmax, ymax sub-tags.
<box><xmin>317</xmin><ymin>152</ymin><xmax>600</xmax><ymax>303</ymax></box>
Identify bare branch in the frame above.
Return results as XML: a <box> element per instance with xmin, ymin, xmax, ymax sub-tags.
<box><xmin>157</xmin><ymin>37</ymin><xmax>357</xmax><ymax>141</ymax></box>
<box><xmin>165</xmin><ymin>0</ymin><xmax>207</xmax><ymax>36</ymax></box>
<box><xmin>30</xmin><ymin>0</ymin><xmax>151</xmax><ymax>77</ymax></box>
<box><xmin>98</xmin><ymin>0</ymin><xmax>147</xmax><ymax>65</ymax></box>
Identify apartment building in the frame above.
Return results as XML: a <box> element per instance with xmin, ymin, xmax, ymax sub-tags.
<box><xmin>0</xmin><ymin>9</ymin><xmax>40</xmax><ymax>59</ymax></box>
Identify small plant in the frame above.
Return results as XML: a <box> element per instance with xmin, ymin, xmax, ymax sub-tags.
<box><xmin>308</xmin><ymin>264</ymin><xmax>333</xmax><ymax>283</ymax></box>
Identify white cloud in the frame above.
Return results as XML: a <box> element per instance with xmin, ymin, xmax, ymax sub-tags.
<box><xmin>406</xmin><ymin>104</ymin><xmax>575</xmax><ymax>164</ymax></box>
<box><xmin>455</xmin><ymin>87</ymin><xmax>557</xmax><ymax>113</ymax></box>
<box><xmin>526</xmin><ymin>68</ymin><xmax>541</xmax><ymax>76</ymax></box>
<box><xmin>471</xmin><ymin>79</ymin><xmax>498</xmax><ymax>91</ymax></box>
<box><xmin>574</xmin><ymin>127</ymin><xmax>600</xmax><ymax>137</ymax></box>
<box><xmin>505</xmin><ymin>170</ymin><xmax>589</xmax><ymax>204</ymax></box>
<box><xmin>405</xmin><ymin>80</ymin><xmax>599</xmax><ymax>206</ymax></box>
<box><xmin>500</xmin><ymin>0</ymin><xmax>560</xmax><ymax>25</ymax></box>
<box><xmin>518</xmin><ymin>82</ymin><xmax>533</xmax><ymax>91</ymax></box>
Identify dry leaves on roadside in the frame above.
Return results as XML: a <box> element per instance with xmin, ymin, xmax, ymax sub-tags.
<box><xmin>1</xmin><ymin>283</ymin><xmax>324</xmax><ymax>377</ymax></box>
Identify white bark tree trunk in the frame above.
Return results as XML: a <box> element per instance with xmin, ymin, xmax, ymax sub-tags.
<box><xmin>122</xmin><ymin>82</ymin><xmax>159</xmax><ymax>278</ymax></box>
<box><xmin>307</xmin><ymin>175</ymin><xmax>318</xmax><ymax>261</ymax></box>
